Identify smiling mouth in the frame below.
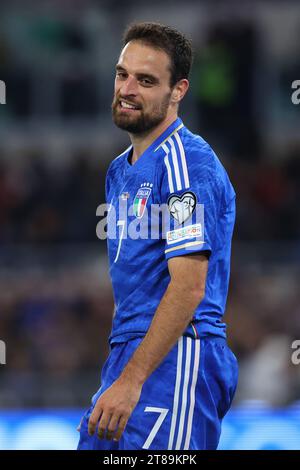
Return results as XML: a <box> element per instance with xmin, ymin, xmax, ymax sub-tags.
<box><xmin>119</xmin><ymin>100</ymin><xmax>141</xmax><ymax>110</ymax></box>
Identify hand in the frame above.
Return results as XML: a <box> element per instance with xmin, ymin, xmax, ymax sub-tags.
<box><xmin>88</xmin><ymin>375</ymin><xmax>142</xmax><ymax>442</ymax></box>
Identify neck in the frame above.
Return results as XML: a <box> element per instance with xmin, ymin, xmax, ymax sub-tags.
<box><xmin>129</xmin><ymin>112</ymin><xmax>178</xmax><ymax>164</ymax></box>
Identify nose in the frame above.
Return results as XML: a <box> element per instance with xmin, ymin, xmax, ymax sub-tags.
<box><xmin>120</xmin><ymin>75</ymin><xmax>138</xmax><ymax>97</ymax></box>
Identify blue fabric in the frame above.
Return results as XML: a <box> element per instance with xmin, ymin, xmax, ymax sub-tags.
<box><xmin>77</xmin><ymin>336</ymin><xmax>238</xmax><ymax>450</ymax></box>
<box><xmin>105</xmin><ymin>118</ymin><xmax>236</xmax><ymax>344</ymax></box>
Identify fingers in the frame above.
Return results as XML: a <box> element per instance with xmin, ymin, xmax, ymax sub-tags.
<box><xmin>105</xmin><ymin>415</ymin><xmax>120</xmax><ymax>441</ymax></box>
<box><xmin>88</xmin><ymin>404</ymin><xmax>103</xmax><ymax>436</ymax></box>
<box><xmin>88</xmin><ymin>408</ymin><xmax>128</xmax><ymax>441</ymax></box>
<box><xmin>97</xmin><ymin>411</ymin><xmax>112</xmax><ymax>439</ymax></box>
<box><xmin>97</xmin><ymin>412</ymin><xmax>128</xmax><ymax>441</ymax></box>
<box><xmin>113</xmin><ymin>415</ymin><xmax>128</xmax><ymax>442</ymax></box>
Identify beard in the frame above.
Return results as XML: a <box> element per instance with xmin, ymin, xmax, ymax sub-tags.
<box><xmin>111</xmin><ymin>92</ymin><xmax>171</xmax><ymax>134</ymax></box>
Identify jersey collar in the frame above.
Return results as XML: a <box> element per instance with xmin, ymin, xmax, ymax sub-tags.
<box><xmin>126</xmin><ymin>117</ymin><xmax>184</xmax><ymax>167</ymax></box>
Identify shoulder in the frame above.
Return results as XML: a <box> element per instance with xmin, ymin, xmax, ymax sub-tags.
<box><xmin>157</xmin><ymin>125</ymin><xmax>235</xmax><ymax>204</ymax></box>
<box><xmin>178</xmin><ymin>127</ymin><xmax>219</xmax><ymax>176</ymax></box>
<box><xmin>178</xmin><ymin>127</ymin><xmax>235</xmax><ymax>191</ymax></box>
<box><xmin>158</xmin><ymin>125</ymin><xmax>225</xmax><ymax>184</ymax></box>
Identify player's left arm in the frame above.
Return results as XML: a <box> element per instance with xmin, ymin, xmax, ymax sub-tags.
<box><xmin>88</xmin><ymin>253</ymin><xmax>208</xmax><ymax>441</ymax></box>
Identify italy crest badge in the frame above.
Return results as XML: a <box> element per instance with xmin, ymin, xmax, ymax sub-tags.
<box><xmin>133</xmin><ymin>183</ymin><xmax>153</xmax><ymax>218</ymax></box>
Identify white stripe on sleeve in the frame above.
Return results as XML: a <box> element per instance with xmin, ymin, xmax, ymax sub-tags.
<box><xmin>174</xmin><ymin>132</ymin><xmax>190</xmax><ymax>189</ymax></box>
<box><xmin>169</xmin><ymin>137</ymin><xmax>182</xmax><ymax>191</ymax></box>
<box><xmin>162</xmin><ymin>144</ymin><xmax>174</xmax><ymax>193</ymax></box>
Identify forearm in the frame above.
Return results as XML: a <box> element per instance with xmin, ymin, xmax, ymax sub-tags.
<box><xmin>119</xmin><ymin>280</ymin><xmax>203</xmax><ymax>386</ymax></box>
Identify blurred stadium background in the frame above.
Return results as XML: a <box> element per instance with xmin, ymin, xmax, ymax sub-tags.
<box><xmin>0</xmin><ymin>0</ymin><xmax>300</xmax><ymax>450</ymax></box>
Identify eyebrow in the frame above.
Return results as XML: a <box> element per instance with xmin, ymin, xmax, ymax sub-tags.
<box><xmin>115</xmin><ymin>65</ymin><xmax>159</xmax><ymax>84</ymax></box>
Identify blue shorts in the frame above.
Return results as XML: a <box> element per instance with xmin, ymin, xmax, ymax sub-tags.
<box><xmin>77</xmin><ymin>336</ymin><xmax>238</xmax><ymax>450</ymax></box>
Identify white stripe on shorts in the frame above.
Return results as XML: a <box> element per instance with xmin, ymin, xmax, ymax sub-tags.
<box><xmin>168</xmin><ymin>337</ymin><xmax>201</xmax><ymax>450</ymax></box>
<box><xmin>175</xmin><ymin>337</ymin><xmax>192</xmax><ymax>449</ymax></box>
<box><xmin>184</xmin><ymin>339</ymin><xmax>201</xmax><ymax>449</ymax></box>
<box><xmin>168</xmin><ymin>337</ymin><xmax>183</xmax><ymax>449</ymax></box>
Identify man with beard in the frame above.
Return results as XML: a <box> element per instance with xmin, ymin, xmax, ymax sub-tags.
<box><xmin>77</xmin><ymin>22</ymin><xmax>238</xmax><ymax>450</ymax></box>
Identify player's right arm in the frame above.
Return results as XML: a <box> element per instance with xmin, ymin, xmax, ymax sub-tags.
<box><xmin>118</xmin><ymin>252</ymin><xmax>208</xmax><ymax>383</ymax></box>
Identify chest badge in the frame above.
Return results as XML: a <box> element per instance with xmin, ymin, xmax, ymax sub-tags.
<box><xmin>133</xmin><ymin>182</ymin><xmax>153</xmax><ymax>218</ymax></box>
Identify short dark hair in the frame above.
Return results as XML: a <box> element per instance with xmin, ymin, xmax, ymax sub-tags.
<box><xmin>123</xmin><ymin>22</ymin><xmax>193</xmax><ymax>88</ymax></box>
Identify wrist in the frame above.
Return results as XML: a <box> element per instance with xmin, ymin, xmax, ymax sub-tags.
<box><xmin>120</xmin><ymin>361</ymin><xmax>147</xmax><ymax>388</ymax></box>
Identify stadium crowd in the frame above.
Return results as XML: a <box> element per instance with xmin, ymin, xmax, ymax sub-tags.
<box><xmin>1</xmin><ymin>0</ymin><xmax>300</xmax><ymax>409</ymax></box>
<box><xmin>0</xmin><ymin>147</ymin><xmax>300</xmax><ymax>407</ymax></box>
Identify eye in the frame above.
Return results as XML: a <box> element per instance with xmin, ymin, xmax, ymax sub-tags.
<box><xmin>139</xmin><ymin>78</ymin><xmax>153</xmax><ymax>86</ymax></box>
<box><xmin>116</xmin><ymin>71</ymin><xmax>127</xmax><ymax>80</ymax></box>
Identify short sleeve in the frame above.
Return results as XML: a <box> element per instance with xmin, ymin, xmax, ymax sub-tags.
<box><xmin>158</xmin><ymin>142</ymin><xmax>221</xmax><ymax>261</ymax></box>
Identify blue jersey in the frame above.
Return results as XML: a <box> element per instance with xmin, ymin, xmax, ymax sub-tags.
<box><xmin>105</xmin><ymin>117</ymin><xmax>235</xmax><ymax>344</ymax></box>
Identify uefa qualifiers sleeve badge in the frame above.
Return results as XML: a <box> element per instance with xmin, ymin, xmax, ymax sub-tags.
<box><xmin>167</xmin><ymin>191</ymin><xmax>196</xmax><ymax>225</ymax></box>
